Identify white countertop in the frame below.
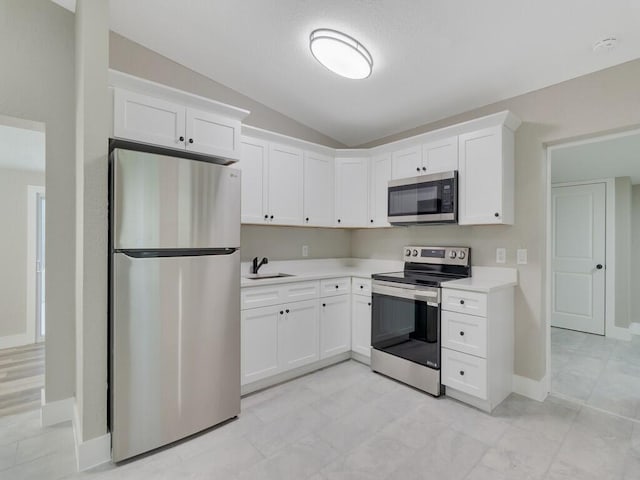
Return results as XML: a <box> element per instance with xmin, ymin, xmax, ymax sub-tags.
<box><xmin>241</xmin><ymin>259</ymin><xmax>517</xmax><ymax>291</ymax></box>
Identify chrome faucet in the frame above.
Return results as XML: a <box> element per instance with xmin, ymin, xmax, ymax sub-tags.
<box><xmin>251</xmin><ymin>256</ymin><xmax>269</xmax><ymax>274</ymax></box>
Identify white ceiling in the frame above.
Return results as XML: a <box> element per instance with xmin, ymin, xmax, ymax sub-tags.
<box><xmin>0</xmin><ymin>125</ymin><xmax>45</xmax><ymax>172</ymax></box>
<box><xmin>551</xmin><ymin>132</ymin><xmax>640</xmax><ymax>184</ymax></box>
<box><xmin>53</xmin><ymin>0</ymin><xmax>640</xmax><ymax>147</ymax></box>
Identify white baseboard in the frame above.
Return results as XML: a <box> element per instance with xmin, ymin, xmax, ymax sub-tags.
<box><xmin>40</xmin><ymin>391</ymin><xmax>74</xmax><ymax>427</ymax></box>
<box><xmin>0</xmin><ymin>332</ymin><xmax>33</xmax><ymax>350</ymax></box>
<box><xmin>607</xmin><ymin>325</ymin><xmax>632</xmax><ymax>341</ymax></box>
<box><xmin>512</xmin><ymin>374</ymin><xmax>548</xmax><ymax>402</ymax></box>
<box><xmin>72</xmin><ymin>402</ymin><xmax>111</xmax><ymax>471</ymax></box>
<box><xmin>629</xmin><ymin>322</ymin><xmax>640</xmax><ymax>336</ymax></box>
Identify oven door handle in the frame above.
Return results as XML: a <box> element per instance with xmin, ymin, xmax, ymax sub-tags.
<box><xmin>373</xmin><ymin>284</ymin><xmax>440</xmax><ymax>304</ymax></box>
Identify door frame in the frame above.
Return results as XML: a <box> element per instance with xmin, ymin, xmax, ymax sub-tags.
<box><xmin>545</xmin><ymin>129</ymin><xmax>639</xmax><ymax>395</ymax></box>
<box><xmin>26</xmin><ymin>185</ymin><xmax>45</xmax><ymax>345</ymax></box>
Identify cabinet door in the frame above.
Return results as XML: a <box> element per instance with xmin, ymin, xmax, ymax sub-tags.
<box><xmin>268</xmin><ymin>143</ymin><xmax>304</xmax><ymax>225</ymax></box>
<box><xmin>278</xmin><ymin>300</ymin><xmax>319</xmax><ymax>370</ymax></box>
<box><xmin>369</xmin><ymin>154</ymin><xmax>392</xmax><ymax>227</ymax></box>
<box><xmin>303</xmin><ymin>151</ymin><xmax>334</xmax><ymax>226</ymax></box>
<box><xmin>238</xmin><ymin>137</ymin><xmax>268</xmax><ymax>224</ymax></box>
<box><xmin>113</xmin><ymin>89</ymin><xmax>186</xmax><ymax>150</ymax></box>
<box><xmin>458</xmin><ymin>126</ymin><xmax>512</xmax><ymax>225</ymax></box>
<box><xmin>241</xmin><ymin>306</ymin><xmax>280</xmax><ymax>385</ymax></box>
<box><xmin>391</xmin><ymin>145</ymin><xmax>422</xmax><ymax>179</ymax></box>
<box><xmin>351</xmin><ymin>295</ymin><xmax>372</xmax><ymax>357</ymax></box>
<box><xmin>320</xmin><ymin>295</ymin><xmax>351</xmax><ymax>359</ymax></box>
<box><xmin>335</xmin><ymin>157</ymin><xmax>369</xmax><ymax>227</ymax></box>
<box><xmin>185</xmin><ymin>107</ymin><xmax>240</xmax><ymax>160</ymax></box>
<box><xmin>422</xmin><ymin>136</ymin><xmax>458</xmax><ymax>174</ymax></box>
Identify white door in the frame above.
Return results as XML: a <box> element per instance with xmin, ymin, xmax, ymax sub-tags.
<box><xmin>422</xmin><ymin>136</ymin><xmax>458</xmax><ymax>174</ymax></box>
<box><xmin>238</xmin><ymin>137</ymin><xmax>268</xmax><ymax>224</ymax></box>
<box><xmin>303</xmin><ymin>151</ymin><xmax>334</xmax><ymax>226</ymax></box>
<box><xmin>335</xmin><ymin>157</ymin><xmax>369</xmax><ymax>227</ymax></box>
<box><xmin>369</xmin><ymin>154</ymin><xmax>392</xmax><ymax>227</ymax></box>
<box><xmin>351</xmin><ymin>295</ymin><xmax>371</xmax><ymax>357</ymax></box>
<box><xmin>241</xmin><ymin>305</ymin><xmax>280</xmax><ymax>385</ymax></box>
<box><xmin>551</xmin><ymin>183</ymin><xmax>606</xmax><ymax>335</ymax></box>
<box><xmin>320</xmin><ymin>295</ymin><xmax>351</xmax><ymax>358</ymax></box>
<box><xmin>113</xmin><ymin>89</ymin><xmax>186</xmax><ymax>150</ymax></box>
<box><xmin>268</xmin><ymin>143</ymin><xmax>304</xmax><ymax>225</ymax></box>
<box><xmin>391</xmin><ymin>146</ymin><xmax>422</xmax><ymax>179</ymax></box>
<box><xmin>185</xmin><ymin>107</ymin><xmax>240</xmax><ymax>160</ymax></box>
<box><xmin>278</xmin><ymin>300</ymin><xmax>319</xmax><ymax>370</ymax></box>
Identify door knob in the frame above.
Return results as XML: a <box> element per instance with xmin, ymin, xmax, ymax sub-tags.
<box><xmin>596</xmin><ymin>264</ymin><xmax>603</xmax><ymax>270</ymax></box>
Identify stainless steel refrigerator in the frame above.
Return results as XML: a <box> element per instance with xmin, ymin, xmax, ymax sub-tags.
<box><xmin>109</xmin><ymin>143</ymin><xmax>241</xmax><ymax>462</ymax></box>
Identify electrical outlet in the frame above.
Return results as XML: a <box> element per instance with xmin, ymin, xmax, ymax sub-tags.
<box><xmin>302</xmin><ymin>245</ymin><xmax>309</xmax><ymax>257</ymax></box>
<box><xmin>517</xmin><ymin>249</ymin><xmax>528</xmax><ymax>265</ymax></box>
<box><xmin>496</xmin><ymin>248</ymin><xmax>506</xmax><ymax>264</ymax></box>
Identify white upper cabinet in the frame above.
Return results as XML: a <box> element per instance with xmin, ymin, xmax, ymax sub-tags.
<box><xmin>369</xmin><ymin>153</ymin><xmax>392</xmax><ymax>227</ymax></box>
<box><xmin>458</xmin><ymin>126</ymin><xmax>515</xmax><ymax>225</ymax></box>
<box><xmin>335</xmin><ymin>156</ymin><xmax>369</xmax><ymax>227</ymax></box>
<box><xmin>268</xmin><ymin>143</ymin><xmax>304</xmax><ymax>225</ymax></box>
<box><xmin>238</xmin><ymin>137</ymin><xmax>268</xmax><ymax>224</ymax></box>
<box><xmin>422</xmin><ymin>136</ymin><xmax>458</xmax><ymax>174</ymax></box>
<box><xmin>113</xmin><ymin>87</ymin><xmax>244</xmax><ymax>160</ymax></box>
<box><xmin>185</xmin><ymin>107</ymin><xmax>240</xmax><ymax>159</ymax></box>
<box><xmin>391</xmin><ymin>145</ymin><xmax>422</xmax><ymax>179</ymax></box>
<box><xmin>114</xmin><ymin>89</ymin><xmax>186</xmax><ymax>150</ymax></box>
<box><xmin>303</xmin><ymin>152</ymin><xmax>335</xmax><ymax>227</ymax></box>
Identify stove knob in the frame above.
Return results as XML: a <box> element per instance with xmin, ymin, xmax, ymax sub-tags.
<box><xmin>449</xmin><ymin>250</ymin><xmax>457</xmax><ymax>259</ymax></box>
<box><xmin>458</xmin><ymin>251</ymin><xmax>466</xmax><ymax>260</ymax></box>
<box><xmin>412</xmin><ymin>249</ymin><xmax>419</xmax><ymax>257</ymax></box>
<box><xmin>405</xmin><ymin>249</ymin><xmax>412</xmax><ymax>257</ymax></box>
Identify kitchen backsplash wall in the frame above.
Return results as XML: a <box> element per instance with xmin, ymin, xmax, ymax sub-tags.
<box><xmin>241</xmin><ymin>225</ymin><xmax>351</xmax><ymax>262</ymax></box>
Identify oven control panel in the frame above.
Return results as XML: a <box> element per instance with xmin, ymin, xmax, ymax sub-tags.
<box><xmin>403</xmin><ymin>246</ymin><xmax>470</xmax><ymax>266</ymax></box>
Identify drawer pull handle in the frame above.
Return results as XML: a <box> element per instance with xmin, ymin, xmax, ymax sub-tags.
<box><xmin>460</xmin><ymin>300</ymin><xmax>465</xmax><ymax>305</ymax></box>
<box><xmin>459</xmin><ymin>370</ymin><xmax>465</xmax><ymax>376</ymax></box>
<box><xmin>459</xmin><ymin>331</ymin><xmax>465</xmax><ymax>336</ymax></box>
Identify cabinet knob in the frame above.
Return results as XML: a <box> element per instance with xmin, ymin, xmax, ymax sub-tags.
<box><xmin>360</xmin><ymin>285</ymin><xmax>364</xmax><ymax>289</ymax></box>
<box><xmin>459</xmin><ymin>370</ymin><xmax>465</xmax><ymax>376</ymax></box>
<box><xmin>179</xmin><ymin>136</ymin><xmax>185</xmax><ymax>142</ymax></box>
<box><xmin>416</xmin><ymin>167</ymin><xmax>420</xmax><ymax>172</ymax></box>
<box><xmin>460</xmin><ymin>299</ymin><xmax>465</xmax><ymax>305</ymax></box>
<box><xmin>285</xmin><ymin>309</ymin><xmax>290</xmax><ymax>313</ymax></box>
<box><xmin>367</xmin><ymin>302</ymin><xmax>371</xmax><ymax>306</ymax></box>
<box><xmin>494</xmin><ymin>212</ymin><xmax>500</xmax><ymax>217</ymax></box>
<box><xmin>337</xmin><ymin>219</ymin><xmax>341</xmax><ymax>223</ymax></box>
<box><xmin>322</xmin><ymin>303</ymin><xmax>326</xmax><ymax>307</ymax></box>
<box><xmin>279</xmin><ymin>311</ymin><xmax>284</xmax><ymax>315</ymax></box>
<box><xmin>188</xmin><ymin>138</ymin><xmax>194</xmax><ymax>144</ymax></box>
<box><xmin>305</xmin><ymin>217</ymin><xmax>309</xmax><ymax>222</ymax></box>
<box><xmin>335</xmin><ymin>285</ymin><xmax>339</xmax><ymax>289</ymax></box>
<box><xmin>459</xmin><ymin>331</ymin><xmax>465</xmax><ymax>336</ymax></box>
<box><xmin>370</xmin><ymin>219</ymin><xmax>374</xmax><ymax>223</ymax></box>
<box><xmin>422</xmin><ymin>166</ymin><xmax>426</xmax><ymax>171</ymax></box>
<box><xmin>270</xmin><ymin>215</ymin><xmax>274</xmax><ymax>220</ymax></box>
<box><xmin>264</xmin><ymin>214</ymin><xmax>268</xmax><ymax>219</ymax></box>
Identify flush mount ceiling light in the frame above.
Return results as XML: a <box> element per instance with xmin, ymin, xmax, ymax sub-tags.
<box><xmin>309</xmin><ymin>29</ymin><xmax>373</xmax><ymax>79</ymax></box>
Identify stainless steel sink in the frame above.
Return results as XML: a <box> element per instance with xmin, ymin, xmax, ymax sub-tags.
<box><xmin>244</xmin><ymin>273</ymin><xmax>295</xmax><ymax>280</ymax></box>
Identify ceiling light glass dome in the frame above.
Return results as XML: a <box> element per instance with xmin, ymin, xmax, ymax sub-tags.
<box><xmin>309</xmin><ymin>29</ymin><xmax>373</xmax><ymax>80</ymax></box>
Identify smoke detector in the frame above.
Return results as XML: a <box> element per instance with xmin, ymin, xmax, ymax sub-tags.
<box><xmin>593</xmin><ymin>37</ymin><xmax>618</xmax><ymax>52</ymax></box>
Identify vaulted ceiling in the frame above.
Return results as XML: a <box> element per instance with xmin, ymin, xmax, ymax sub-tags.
<box><xmin>53</xmin><ymin>0</ymin><xmax>640</xmax><ymax>146</ymax></box>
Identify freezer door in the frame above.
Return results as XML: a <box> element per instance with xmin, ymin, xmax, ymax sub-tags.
<box><xmin>112</xmin><ymin>148</ymin><xmax>240</xmax><ymax>250</ymax></box>
<box><xmin>111</xmin><ymin>250</ymin><xmax>240</xmax><ymax>462</ymax></box>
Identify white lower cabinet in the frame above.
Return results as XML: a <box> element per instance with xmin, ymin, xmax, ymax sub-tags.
<box><xmin>241</xmin><ymin>305</ymin><xmax>280</xmax><ymax>384</ymax></box>
<box><xmin>441</xmin><ymin>286</ymin><xmax>514</xmax><ymax>412</ymax></box>
<box><xmin>351</xmin><ymin>294</ymin><xmax>372</xmax><ymax>358</ymax></box>
<box><xmin>320</xmin><ymin>295</ymin><xmax>351</xmax><ymax>359</ymax></box>
<box><xmin>279</xmin><ymin>300</ymin><xmax>319</xmax><ymax>370</ymax></box>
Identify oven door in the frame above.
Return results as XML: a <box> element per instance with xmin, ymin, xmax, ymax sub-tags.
<box><xmin>387</xmin><ymin>171</ymin><xmax>457</xmax><ymax>224</ymax></box>
<box><xmin>371</xmin><ymin>283</ymin><xmax>441</xmax><ymax>369</ymax></box>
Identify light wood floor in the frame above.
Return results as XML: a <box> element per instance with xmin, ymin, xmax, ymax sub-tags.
<box><xmin>0</xmin><ymin>342</ymin><xmax>44</xmax><ymax>418</ymax></box>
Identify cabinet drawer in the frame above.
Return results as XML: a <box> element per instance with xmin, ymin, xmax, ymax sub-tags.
<box><xmin>320</xmin><ymin>277</ymin><xmax>352</xmax><ymax>297</ymax></box>
<box><xmin>352</xmin><ymin>278</ymin><xmax>371</xmax><ymax>296</ymax></box>
<box><xmin>241</xmin><ymin>284</ymin><xmax>283</xmax><ymax>310</ymax></box>
<box><xmin>442</xmin><ymin>348</ymin><xmax>487</xmax><ymax>400</ymax></box>
<box><xmin>442</xmin><ymin>289</ymin><xmax>487</xmax><ymax>317</ymax></box>
<box><xmin>282</xmin><ymin>281</ymin><xmax>320</xmax><ymax>302</ymax></box>
<box><xmin>442</xmin><ymin>311</ymin><xmax>487</xmax><ymax>358</ymax></box>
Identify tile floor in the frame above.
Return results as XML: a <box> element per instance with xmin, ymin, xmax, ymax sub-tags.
<box><xmin>1</xmin><ymin>359</ymin><xmax>639</xmax><ymax>479</ymax></box>
<box><xmin>551</xmin><ymin>327</ymin><xmax>640</xmax><ymax>420</ymax></box>
<box><xmin>0</xmin><ymin>343</ymin><xmax>45</xmax><ymax>418</ymax></box>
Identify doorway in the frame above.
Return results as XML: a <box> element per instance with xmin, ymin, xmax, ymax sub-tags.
<box><xmin>36</xmin><ymin>190</ymin><xmax>46</xmax><ymax>342</ymax></box>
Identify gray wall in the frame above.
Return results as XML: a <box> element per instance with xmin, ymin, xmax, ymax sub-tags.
<box><xmin>354</xmin><ymin>59</ymin><xmax>640</xmax><ymax>381</ymax></box>
<box><xmin>0</xmin><ymin>0</ymin><xmax>76</xmax><ymax>402</ymax></box>
<box><xmin>615</xmin><ymin>177</ymin><xmax>631</xmax><ymax>329</ymax></box>
<box><xmin>109</xmin><ymin>33</ymin><xmax>345</xmax><ymax>149</ymax></box>
<box><xmin>0</xmin><ymin>168</ymin><xmax>45</xmax><ymax>338</ymax></box>
<box><xmin>631</xmin><ymin>185</ymin><xmax>640</xmax><ymax>325</ymax></box>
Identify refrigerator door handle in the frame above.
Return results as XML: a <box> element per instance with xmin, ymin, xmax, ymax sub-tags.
<box><xmin>116</xmin><ymin>247</ymin><xmax>239</xmax><ymax>258</ymax></box>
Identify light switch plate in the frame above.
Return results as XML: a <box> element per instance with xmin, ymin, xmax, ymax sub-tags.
<box><xmin>496</xmin><ymin>248</ymin><xmax>506</xmax><ymax>264</ymax></box>
<box><xmin>517</xmin><ymin>249</ymin><xmax>528</xmax><ymax>265</ymax></box>
<box><xmin>302</xmin><ymin>245</ymin><xmax>309</xmax><ymax>257</ymax></box>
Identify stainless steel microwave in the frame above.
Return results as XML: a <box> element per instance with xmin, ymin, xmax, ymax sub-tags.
<box><xmin>387</xmin><ymin>171</ymin><xmax>457</xmax><ymax>225</ymax></box>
